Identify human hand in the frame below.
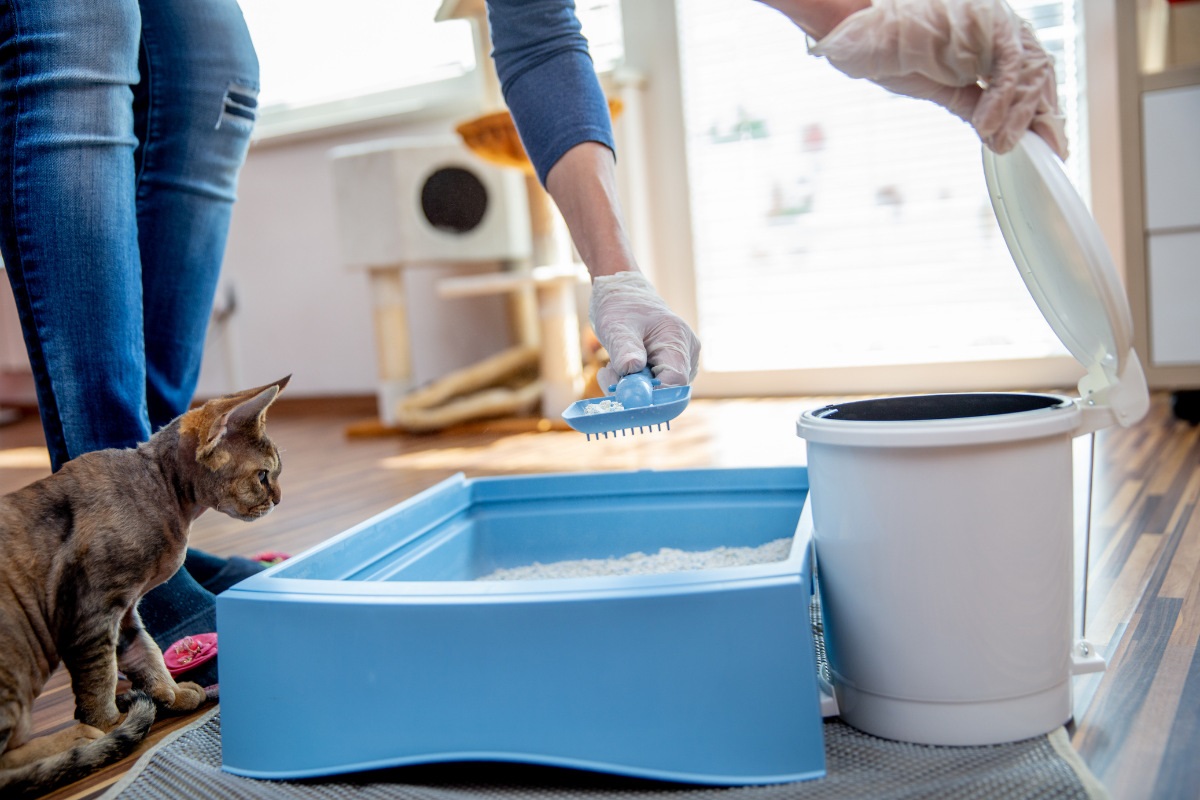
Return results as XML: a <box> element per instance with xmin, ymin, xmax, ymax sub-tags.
<box><xmin>809</xmin><ymin>0</ymin><xmax>1068</xmax><ymax>159</ymax></box>
<box><xmin>588</xmin><ymin>271</ymin><xmax>701</xmax><ymax>391</ymax></box>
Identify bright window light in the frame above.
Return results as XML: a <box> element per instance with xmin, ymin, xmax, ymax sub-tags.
<box><xmin>676</xmin><ymin>0</ymin><xmax>1083</xmax><ymax>372</ymax></box>
<box><xmin>239</xmin><ymin>1</ymin><xmax>623</xmax><ymax>116</ymax></box>
<box><xmin>239</xmin><ymin>0</ymin><xmax>476</xmax><ymax>113</ymax></box>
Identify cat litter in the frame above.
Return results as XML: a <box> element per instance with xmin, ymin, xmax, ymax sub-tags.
<box><xmin>583</xmin><ymin>399</ymin><xmax>624</xmax><ymax>414</ymax></box>
<box><xmin>477</xmin><ymin>538</ymin><xmax>791</xmax><ymax>581</ymax></box>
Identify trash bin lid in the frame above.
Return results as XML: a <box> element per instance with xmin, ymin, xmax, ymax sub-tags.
<box><xmin>983</xmin><ymin>131</ymin><xmax>1149</xmax><ymax>427</ymax></box>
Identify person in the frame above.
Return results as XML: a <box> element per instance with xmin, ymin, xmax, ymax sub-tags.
<box><xmin>0</xmin><ymin>0</ymin><xmax>262</xmax><ymax>688</ymax></box>
<box><xmin>486</xmin><ymin>0</ymin><xmax>1067</xmax><ymax>391</ymax></box>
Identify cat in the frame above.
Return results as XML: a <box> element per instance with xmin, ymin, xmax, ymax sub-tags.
<box><xmin>0</xmin><ymin>375</ymin><xmax>289</xmax><ymax>799</ymax></box>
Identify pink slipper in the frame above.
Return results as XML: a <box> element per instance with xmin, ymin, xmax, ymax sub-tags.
<box><xmin>250</xmin><ymin>550</ymin><xmax>291</xmax><ymax>566</ymax></box>
<box><xmin>164</xmin><ymin>633</ymin><xmax>218</xmax><ymax>677</ymax></box>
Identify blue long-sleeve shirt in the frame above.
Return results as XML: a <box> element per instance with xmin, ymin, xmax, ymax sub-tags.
<box><xmin>486</xmin><ymin>0</ymin><xmax>615</xmax><ymax>185</ymax></box>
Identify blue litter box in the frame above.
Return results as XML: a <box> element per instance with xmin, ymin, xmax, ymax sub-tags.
<box><xmin>217</xmin><ymin>467</ymin><xmax>825</xmax><ymax>785</ymax></box>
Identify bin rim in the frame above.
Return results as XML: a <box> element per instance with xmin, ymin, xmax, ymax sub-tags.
<box><xmin>796</xmin><ymin>392</ymin><xmax>1080</xmax><ymax>447</ymax></box>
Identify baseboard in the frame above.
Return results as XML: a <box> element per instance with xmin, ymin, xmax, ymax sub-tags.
<box><xmin>0</xmin><ymin>371</ymin><xmax>38</xmax><ymax>409</ymax></box>
<box><xmin>236</xmin><ymin>394</ymin><xmax>378</xmax><ymax>418</ymax></box>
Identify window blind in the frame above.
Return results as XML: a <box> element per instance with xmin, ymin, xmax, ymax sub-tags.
<box><xmin>675</xmin><ymin>0</ymin><xmax>1082</xmax><ymax>373</ymax></box>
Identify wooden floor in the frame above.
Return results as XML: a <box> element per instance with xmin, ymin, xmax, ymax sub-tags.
<box><xmin>6</xmin><ymin>390</ymin><xmax>1199</xmax><ymax>800</ymax></box>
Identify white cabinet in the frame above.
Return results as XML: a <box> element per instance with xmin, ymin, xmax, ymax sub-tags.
<box><xmin>1148</xmin><ymin>230</ymin><xmax>1200</xmax><ymax>365</ymax></box>
<box><xmin>1112</xmin><ymin>2</ymin><xmax>1200</xmax><ymax>392</ymax></box>
<box><xmin>1142</xmin><ymin>85</ymin><xmax>1200</xmax><ymax>231</ymax></box>
<box><xmin>1139</xmin><ymin>80</ymin><xmax>1200</xmax><ymax>379</ymax></box>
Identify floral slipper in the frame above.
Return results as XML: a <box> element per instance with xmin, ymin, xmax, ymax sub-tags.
<box><xmin>164</xmin><ymin>633</ymin><xmax>218</xmax><ymax>678</ymax></box>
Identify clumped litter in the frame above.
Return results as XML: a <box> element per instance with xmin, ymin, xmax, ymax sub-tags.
<box><xmin>477</xmin><ymin>538</ymin><xmax>792</xmax><ymax>581</ymax></box>
<box><xmin>584</xmin><ymin>399</ymin><xmax>625</xmax><ymax>415</ymax></box>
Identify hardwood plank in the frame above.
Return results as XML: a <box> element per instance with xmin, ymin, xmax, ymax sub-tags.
<box><xmin>1145</xmin><ymin>424</ymin><xmax>1199</xmax><ymax>496</ymax></box>
<box><xmin>1159</xmin><ymin>468</ymin><xmax>1200</xmax><ymax>543</ymax></box>
<box><xmin>1161</xmin><ymin>495</ymin><xmax>1200</xmax><ymax>599</ymax></box>
<box><xmin>1153</xmin><ymin>636</ymin><xmax>1200</xmax><ymax>799</ymax></box>
<box><xmin>1088</xmin><ymin>533</ymin><xmax>1164</xmax><ymax>647</ymax></box>
<box><xmin>1072</xmin><ymin>407</ymin><xmax>1200</xmax><ymax>799</ymax></box>
<box><xmin>1097</xmin><ymin>518</ymin><xmax>1200</xmax><ymax>799</ymax></box>
<box><xmin>1074</xmin><ymin>595</ymin><xmax>1182</xmax><ymax>789</ymax></box>
<box><xmin>1090</xmin><ymin>481</ymin><xmax>1156</xmax><ymax>601</ymax></box>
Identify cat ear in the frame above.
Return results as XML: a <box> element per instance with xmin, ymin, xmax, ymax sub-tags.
<box><xmin>226</xmin><ymin>384</ymin><xmax>283</xmax><ymax>436</ymax></box>
<box><xmin>194</xmin><ymin>377</ymin><xmax>288</xmax><ymax>462</ymax></box>
<box><xmin>197</xmin><ymin>411</ymin><xmax>231</xmax><ymax>462</ymax></box>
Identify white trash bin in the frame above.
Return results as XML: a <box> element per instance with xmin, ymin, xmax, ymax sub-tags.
<box><xmin>796</xmin><ymin>132</ymin><xmax>1150</xmax><ymax>746</ymax></box>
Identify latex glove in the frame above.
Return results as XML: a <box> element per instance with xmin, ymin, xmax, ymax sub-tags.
<box><xmin>588</xmin><ymin>271</ymin><xmax>701</xmax><ymax>391</ymax></box>
<box><xmin>809</xmin><ymin>0</ymin><xmax>1068</xmax><ymax>160</ymax></box>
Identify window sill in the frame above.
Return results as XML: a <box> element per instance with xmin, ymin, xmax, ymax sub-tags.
<box><xmin>249</xmin><ymin>65</ymin><xmax>634</xmax><ymax>150</ymax></box>
<box><xmin>250</xmin><ymin>71</ymin><xmax>485</xmax><ymax>149</ymax></box>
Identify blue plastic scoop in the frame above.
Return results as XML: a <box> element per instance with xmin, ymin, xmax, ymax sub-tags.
<box><xmin>561</xmin><ymin>367</ymin><xmax>692</xmax><ymax>441</ymax></box>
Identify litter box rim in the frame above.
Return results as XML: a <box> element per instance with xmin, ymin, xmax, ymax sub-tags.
<box><xmin>225</xmin><ymin>467</ymin><xmax>814</xmax><ymax>600</ymax></box>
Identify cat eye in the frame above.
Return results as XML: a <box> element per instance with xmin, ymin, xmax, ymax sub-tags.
<box><xmin>258</xmin><ymin>470</ymin><xmax>270</xmax><ymax>486</ymax></box>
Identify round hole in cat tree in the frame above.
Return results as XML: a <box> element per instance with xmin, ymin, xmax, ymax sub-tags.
<box><xmin>420</xmin><ymin>167</ymin><xmax>488</xmax><ymax>234</ymax></box>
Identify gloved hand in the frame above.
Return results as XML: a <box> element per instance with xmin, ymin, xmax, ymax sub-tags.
<box><xmin>809</xmin><ymin>0</ymin><xmax>1068</xmax><ymax>159</ymax></box>
<box><xmin>588</xmin><ymin>271</ymin><xmax>701</xmax><ymax>391</ymax></box>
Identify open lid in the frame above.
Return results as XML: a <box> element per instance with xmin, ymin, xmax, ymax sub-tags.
<box><xmin>982</xmin><ymin>131</ymin><xmax>1149</xmax><ymax>427</ymax></box>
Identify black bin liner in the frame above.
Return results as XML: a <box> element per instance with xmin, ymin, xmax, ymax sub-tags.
<box><xmin>812</xmin><ymin>393</ymin><xmax>1068</xmax><ymax>423</ymax></box>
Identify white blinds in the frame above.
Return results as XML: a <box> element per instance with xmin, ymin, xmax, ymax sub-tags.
<box><xmin>676</xmin><ymin>0</ymin><xmax>1082</xmax><ymax>373</ymax></box>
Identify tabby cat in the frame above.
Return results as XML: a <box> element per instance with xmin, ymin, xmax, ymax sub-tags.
<box><xmin>0</xmin><ymin>376</ymin><xmax>289</xmax><ymax>799</ymax></box>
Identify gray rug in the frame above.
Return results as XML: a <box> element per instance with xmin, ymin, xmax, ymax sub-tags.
<box><xmin>99</xmin><ymin>706</ymin><xmax>1107</xmax><ymax>800</ymax></box>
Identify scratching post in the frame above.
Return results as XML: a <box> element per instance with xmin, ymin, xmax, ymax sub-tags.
<box><xmin>452</xmin><ymin>101</ymin><xmax>623</xmax><ymax>422</ymax></box>
<box><xmin>368</xmin><ymin>268</ymin><xmax>413</xmax><ymax>425</ymax></box>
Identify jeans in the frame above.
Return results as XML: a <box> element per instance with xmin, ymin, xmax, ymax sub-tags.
<box><xmin>0</xmin><ymin>0</ymin><xmax>258</xmax><ymax>468</ymax></box>
<box><xmin>0</xmin><ymin>0</ymin><xmax>259</xmax><ymax>686</ymax></box>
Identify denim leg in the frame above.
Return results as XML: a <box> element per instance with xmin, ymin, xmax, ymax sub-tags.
<box><xmin>0</xmin><ymin>0</ymin><xmax>150</xmax><ymax>470</ymax></box>
<box><xmin>0</xmin><ymin>1</ymin><xmax>258</xmax><ymax>686</ymax></box>
<box><xmin>133</xmin><ymin>0</ymin><xmax>258</xmax><ymax>684</ymax></box>
<box><xmin>134</xmin><ymin>0</ymin><xmax>258</xmax><ymax>429</ymax></box>
<box><xmin>0</xmin><ymin>0</ymin><xmax>258</xmax><ymax>458</ymax></box>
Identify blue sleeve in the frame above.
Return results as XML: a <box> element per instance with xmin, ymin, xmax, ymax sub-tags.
<box><xmin>486</xmin><ymin>0</ymin><xmax>615</xmax><ymax>185</ymax></box>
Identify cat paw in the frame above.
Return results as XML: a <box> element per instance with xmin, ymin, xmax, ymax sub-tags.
<box><xmin>0</xmin><ymin>724</ymin><xmax>107</xmax><ymax>768</ymax></box>
<box><xmin>163</xmin><ymin>681</ymin><xmax>207</xmax><ymax>712</ymax></box>
<box><xmin>71</xmin><ymin>724</ymin><xmax>106</xmax><ymax>745</ymax></box>
<box><xmin>76</xmin><ymin>703</ymin><xmax>122</xmax><ymax>732</ymax></box>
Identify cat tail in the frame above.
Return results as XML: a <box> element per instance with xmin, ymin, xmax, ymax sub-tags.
<box><xmin>0</xmin><ymin>691</ymin><xmax>156</xmax><ymax>800</ymax></box>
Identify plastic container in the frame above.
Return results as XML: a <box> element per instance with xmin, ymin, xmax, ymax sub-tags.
<box><xmin>796</xmin><ymin>132</ymin><xmax>1150</xmax><ymax>746</ymax></box>
<box><xmin>217</xmin><ymin>467</ymin><xmax>825</xmax><ymax>785</ymax></box>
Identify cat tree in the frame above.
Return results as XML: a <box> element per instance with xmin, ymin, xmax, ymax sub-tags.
<box><xmin>336</xmin><ymin>0</ymin><xmax>619</xmax><ymax>434</ymax></box>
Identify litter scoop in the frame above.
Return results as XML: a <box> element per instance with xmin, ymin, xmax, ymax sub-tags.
<box><xmin>562</xmin><ymin>367</ymin><xmax>692</xmax><ymax>441</ymax></box>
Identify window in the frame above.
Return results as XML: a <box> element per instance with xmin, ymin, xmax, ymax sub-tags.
<box><xmin>671</xmin><ymin>0</ymin><xmax>1086</xmax><ymax>386</ymax></box>
<box><xmin>240</xmin><ymin>0</ymin><xmax>475</xmax><ymax>114</ymax></box>
<box><xmin>239</xmin><ymin>0</ymin><xmax>623</xmax><ymax>135</ymax></box>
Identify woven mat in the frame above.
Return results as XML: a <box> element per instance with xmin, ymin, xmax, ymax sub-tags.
<box><xmin>99</xmin><ymin>706</ymin><xmax>1107</xmax><ymax>800</ymax></box>
<box><xmin>102</xmin><ymin>599</ymin><xmax>1108</xmax><ymax>799</ymax></box>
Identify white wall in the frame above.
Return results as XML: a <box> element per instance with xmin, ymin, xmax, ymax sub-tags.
<box><xmin>1081</xmin><ymin>0</ymin><xmax>1126</xmax><ymax>278</ymax></box>
<box><xmin>0</xmin><ymin>109</ymin><xmax>518</xmax><ymax>405</ymax></box>
<box><xmin>196</xmin><ymin>129</ymin><xmax>378</xmax><ymax>398</ymax></box>
<box><xmin>201</xmin><ymin>117</ymin><xmax>418</xmax><ymax>398</ymax></box>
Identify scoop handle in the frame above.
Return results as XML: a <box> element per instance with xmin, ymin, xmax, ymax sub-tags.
<box><xmin>612</xmin><ymin>367</ymin><xmax>657</xmax><ymax>409</ymax></box>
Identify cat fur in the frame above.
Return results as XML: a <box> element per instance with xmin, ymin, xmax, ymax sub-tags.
<box><xmin>0</xmin><ymin>376</ymin><xmax>289</xmax><ymax>798</ymax></box>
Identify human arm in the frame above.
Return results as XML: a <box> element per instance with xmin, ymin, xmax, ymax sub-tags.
<box><xmin>759</xmin><ymin>0</ymin><xmax>871</xmax><ymax>39</ymax></box>
<box><xmin>486</xmin><ymin>0</ymin><xmax>614</xmax><ymax>186</ymax></box>
<box><xmin>486</xmin><ymin>0</ymin><xmax>700</xmax><ymax>386</ymax></box>
<box><xmin>546</xmin><ymin>143</ymin><xmax>700</xmax><ymax>387</ymax></box>
<box><xmin>760</xmin><ymin>0</ymin><xmax>1068</xmax><ymax>159</ymax></box>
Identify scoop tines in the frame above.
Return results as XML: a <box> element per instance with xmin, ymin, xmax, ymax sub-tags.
<box><xmin>561</xmin><ymin>367</ymin><xmax>692</xmax><ymax>441</ymax></box>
